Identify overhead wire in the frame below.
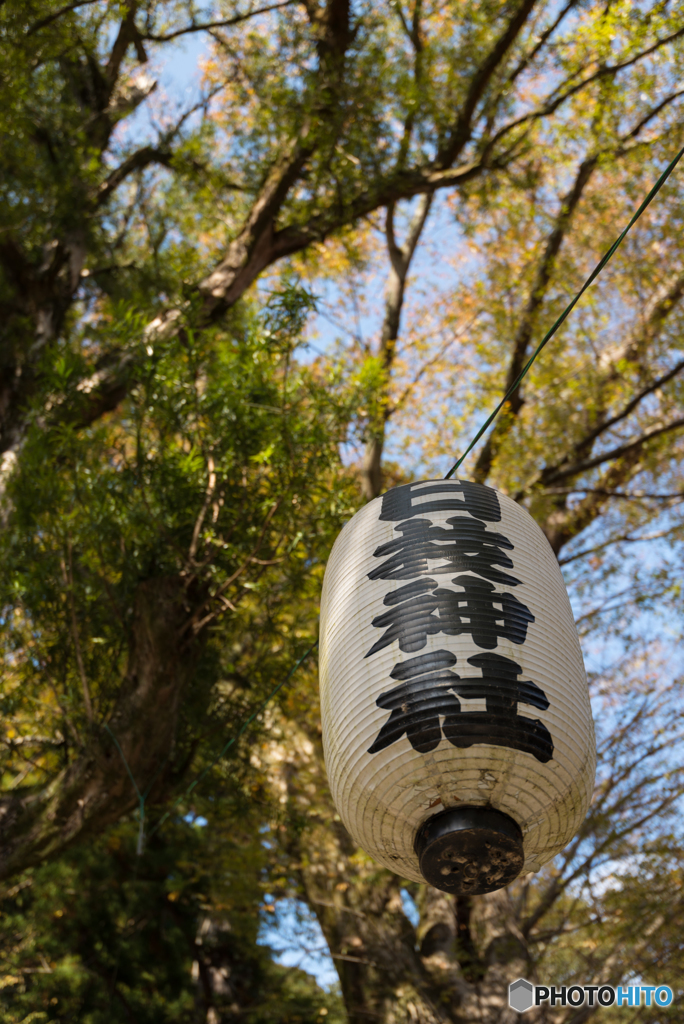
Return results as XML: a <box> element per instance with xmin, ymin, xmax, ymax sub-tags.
<box><xmin>146</xmin><ymin>638</ymin><xmax>319</xmax><ymax>841</ymax></box>
<box><xmin>104</xmin><ymin>640</ymin><xmax>319</xmax><ymax>850</ymax></box>
<box><xmin>104</xmin><ymin>723</ymin><xmax>167</xmax><ymax>855</ymax></box>
<box><xmin>444</xmin><ymin>143</ymin><xmax>684</xmax><ymax>480</ymax></box>
<box><xmin>107</xmin><ymin>146</ymin><xmax>684</xmax><ymax>850</ymax></box>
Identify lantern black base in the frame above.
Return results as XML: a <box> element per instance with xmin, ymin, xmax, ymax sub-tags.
<box><xmin>414</xmin><ymin>806</ymin><xmax>524</xmax><ymax>895</ymax></box>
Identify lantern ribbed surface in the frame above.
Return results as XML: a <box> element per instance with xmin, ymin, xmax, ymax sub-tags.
<box><xmin>319</xmin><ymin>479</ymin><xmax>596</xmax><ymax>883</ymax></box>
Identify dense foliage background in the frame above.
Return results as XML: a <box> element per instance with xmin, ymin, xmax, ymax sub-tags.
<box><xmin>1</xmin><ymin>1</ymin><xmax>684</xmax><ymax>1021</ymax></box>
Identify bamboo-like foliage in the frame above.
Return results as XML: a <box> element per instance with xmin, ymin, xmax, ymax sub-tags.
<box><xmin>1</xmin><ymin>1</ymin><xmax>684</xmax><ymax>1021</ymax></box>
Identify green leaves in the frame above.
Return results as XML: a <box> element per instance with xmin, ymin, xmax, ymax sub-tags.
<box><xmin>0</xmin><ymin>813</ymin><xmax>344</xmax><ymax>1023</ymax></box>
<box><xmin>0</xmin><ymin>283</ymin><xmax>353</xmax><ymax>796</ymax></box>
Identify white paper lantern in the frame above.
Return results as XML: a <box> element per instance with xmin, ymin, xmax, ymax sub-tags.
<box><xmin>319</xmin><ymin>479</ymin><xmax>596</xmax><ymax>894</ymax></box>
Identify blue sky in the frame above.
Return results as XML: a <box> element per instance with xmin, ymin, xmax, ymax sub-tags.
<box><xmin>156</xmin><ymin>23</ymin><xmax>684</xmax><ymax>994</ymax></box>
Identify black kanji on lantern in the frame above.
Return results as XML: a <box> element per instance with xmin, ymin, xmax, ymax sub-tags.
<box><xmin>367</xmin><ymin>649</ymin><xmax>553</xmax><ymax>763</ymax></box>
<box><xmin>365</xmin><ymin>574</ymin><xmax>535</xmax><ymax>656</ymax></box>
<box><xmin>364</xmin><ymin>478</ymin><xmax>553</xmax><ymax>762</ymax></box>
<box><xmin>368</xmin><ymin>516</ymin><xmax>522</xmax><ymax>587</ymax></box>
<box><xmin>379</xmin><ymin>480</ymin><xmax>501</xmax><ymax>523</ymax></box>
<box><xmin>367</xmin><ymin>649</ymin><xmax>460</xmax><ymax>754</ymax></box>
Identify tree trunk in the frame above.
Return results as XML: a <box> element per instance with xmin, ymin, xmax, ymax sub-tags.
<box><xmin>360</xmin><ymin>196</ymin><xmax>432</xmax><ymax>502</ymax></box>
<box><xmin>299</xmin><ymin>817</ymin><xmax>541</xmax><ymax>1024</ymax></box>
<box><xmin>266</xmin><ymin>723</ymin><xmax>547</xmax><ymax>1024</ymax></box>
<box><xmin>0</xmin><ymin>575</ymin><xmax>202</xmax><ymax>878</ymax></box>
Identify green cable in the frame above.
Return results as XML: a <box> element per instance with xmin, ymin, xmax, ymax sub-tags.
<box><xmin>99</xmin><ymin>145</ymin><xmax>684</xmax><ymax>853</ymax></box>
<box><xmin>146</xmin><ymin>638</ymin><xmax>319</xmax><ymax>840</ymax></box>
<box><xmin>104</xmin><ymin>724</ymin><xmax>148</xmax><ymax>855</ymax></box>
<box><xmin>444</xmin><ymin>143</ymin><xmax>684</xmax><ymax>480</ymax></box>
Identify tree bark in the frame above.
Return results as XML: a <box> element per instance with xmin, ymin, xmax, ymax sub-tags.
<box><xmin>472</xmin><ymin>155</ymin><xmax>598</xmax><ymax>484</ymax></box>
<box><xmin>361</xmin><ymin>195</ymin><xmax>432</xmax><ymax>501</ymax></box>
<box><xmin>270</xmin><ymin>724</ymin><xmax>545</xmax><ymax>1024</ymax></box>
<box><xmin>0</xmin><ymin>576</ymin><xmax>202</xmax><ymax>878</ymax></box>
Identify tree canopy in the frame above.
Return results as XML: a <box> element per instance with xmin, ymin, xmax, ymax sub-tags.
<box><xmin>1</xmin><ymin>1</ymin><xmax>684</xmax><ymax>1021</ymax></box>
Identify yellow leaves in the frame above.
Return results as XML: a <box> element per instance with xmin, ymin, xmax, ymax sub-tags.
<box><xmin>250</xmin><ymin>442</ymin><xmax>275</xmax><ymax>465</ymax></box>
<box><xmin>293</xmin><ymin>221</ymin><xmax>382</xmax><ymax>281</ymax></box>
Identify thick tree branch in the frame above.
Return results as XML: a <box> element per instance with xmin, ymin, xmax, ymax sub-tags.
<box><xmin>108</xmin><ymin>16</ymin><xmax>684</xmax><ymax>366</ymax></box>
<box><xmin>192</xmin><ymin>158</ymin><xmax>489</xmax><ymax>329</ymax></box>
<box><xmin>437</xmin><ymin>0</ymin><xmax>538</xmax><ymax>168</ymax></box>
<box><xmin>26</xmin><ymin>0</ymin><xmax>102</xmax><ymax>36</ymax></box>
<box><xmin>384</xmin><ymin>194</ymin><xmax>432</xmax><ymax>319</ymax></box>
<box><xmin>472</xmin><ymin>153</ymin><xmax>599</xmax><ymax>483</ymax></box>
<box><xmin>0</xmin><ymin>577</ymin><xmax>202</xmax><ymax>881</ymax></box>
<box><xmin>97</xmin><ymin>145</ymin><xmax>173</xmax><ymax>205</ymax></box>
<box><xmin>555</xmin><ymin>489</ymin><xmax>684</xmax><ymax>504</ymax></box>
<box><xmin>106</xmin><ymin>3</ymin><xmax>147</xmax><ymax>84</ymax></box>
<box><xmin>571</xmin><ymin>357</ymin><xmax>684</xmax><ymax>459</ymax></box>
<box><xmin>485</xmin><ymin>25</ymin><xmax>684</xmax><ymax>159</ymax></box>
<box><xmin>541</xmin><ymin>415</ymin><xmax>684</xmax><ymax>487</ymax></box>
<box><xmin>361</xmin><ymin>193</ymin><xmax>432</xmax><ymax>500</ymax></box>
<box><xmin>601</xmin><ymin>268</ymin><xmax>684</xmax><ymax>376</ymax></box>
<box><xmin>506</xmin><ymin>0</ymin><xmax>579</xmax><ymax>86</ymax></box>
<box><xmin>303</xmin><ymin>0</ymin><xmax>355</xmax><ymax>61</ymax></box>
<box><xmin>627</xmin><ymin>87</ymin><xmax>684</xmax><ymax>139</ymax></box>
<box><xmin>538</xmin><ymin>449</ymin><xmax>649</xmax><ymax>554</ymax></box>
<box><xmin>198</xmin><ymin>141</ymin><xmax>313</xmax><ymax>317</ymax></box>
<box><xmin>143</xmin><ymin>1</ymin><xmax>297</xmax><ymax>42</ymax></box>
<box><xmin>98</xmin><ymin>84</ymin><xmax>225</xmax><ymax>208</ymax></box>
<box><xmin>510</xmin><ymin>262</ymin><xmax>684</xmax><ymax>553</ymax></box>
<box><xmin>556</xmin><ymin>525</ymin><xmax>678</xmax><ymax>566</ymax></box>
<box><xmin>64</xmin><ymin>349</ymin><xmax>138</xmax><ymax>430</ymax></box>
<box><xmin>392</xmin><ymin>1</ymin><xmax>424</xmax><ymax>170</ymax></box>
<box><xmin>471</xmin><ymin>110</ymin><xmax>684</xmax><ymax>497</ymax></box>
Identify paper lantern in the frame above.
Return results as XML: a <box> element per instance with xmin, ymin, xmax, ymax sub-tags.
<box><xmin>319</xmin><ymin>479</ymin><xmax>595</xmax><ymax>895</ymax></box>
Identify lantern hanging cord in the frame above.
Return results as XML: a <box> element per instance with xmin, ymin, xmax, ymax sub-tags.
<box><xmin>146</xmin><ymin>637</ymin><xmax>319</xmax><ymax>840</ymax></box>
<box><xmin>444</xmin><ymin>143</ymin><xmax>684</xmax><ymax>480</ymax></box>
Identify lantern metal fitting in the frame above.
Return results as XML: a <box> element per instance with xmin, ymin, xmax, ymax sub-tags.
<box><xmin>414</xmin><ymin>806</ymin><xmax>524</xmax><ymax>895</ymax></box>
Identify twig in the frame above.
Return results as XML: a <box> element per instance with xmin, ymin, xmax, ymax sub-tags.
<box><xmin>187</xmin><ymin>455</ymin><xmax>217</xmax><ymax>565</ymax></box>
<box><xmin>389</xmin><ymin>312</ymin><xmax>480</xmax><ymax>416</ymax></box>
<box><xmin>331</xmin><ymin>953</ymin><xmax>379</xmax><ymax>966</ymax></box>
<box><xmin>26</xmin><ymin>0</ymin><xmax>101</xmax><ymax>35</ymax></box>
<box><xmin>185</xmin><ymin>501</ymin><xmax>280</xmax><ymax>635</ymax></box>
<box><xmin>64</xmin><ymin>541</ymin><xmax>94</xmax><ymax>724</ymax></box>
<box><xmin>142</xmin><ymin>0</ymin><xmax>295</xmax><ymax>41</ymax></box>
